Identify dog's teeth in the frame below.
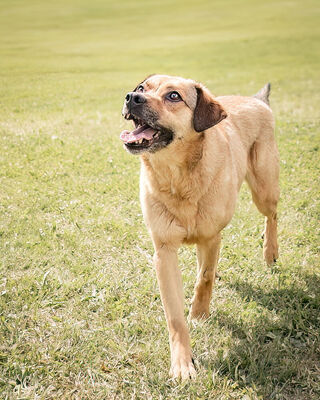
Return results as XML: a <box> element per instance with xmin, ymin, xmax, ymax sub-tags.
<box><xmin>139</xmin><ymin>139</ymin><xmax>143</xmax><ymax>144</ymax></box>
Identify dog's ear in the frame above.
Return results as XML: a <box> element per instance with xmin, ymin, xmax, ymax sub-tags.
<box><xmin>193</xmin><ymin>85</ymin><xmax>227</xmax><ymax>132</ymax></box>
<box><xmin>133</xmin><ymin>74</ymin><xmax>157</xmax><ymax>92</ymax></box>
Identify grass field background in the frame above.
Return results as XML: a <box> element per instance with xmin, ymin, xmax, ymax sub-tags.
<box><xmin>0</xmin><ymin>0</ymin><xmax>319</xmax><ymax>399</ymax></box>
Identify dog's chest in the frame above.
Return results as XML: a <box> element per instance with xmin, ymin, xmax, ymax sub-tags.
<box><xmin>150</xmin><ymin>176</ymin><xmax>235</xmax><ymax>241</ymax></box>
<box><xmin>155</xmin><ymin>181</ymin><xmax>219</xmax><ymax>240</ymax></box>
<box><xmin>162</xmin><ymin>193</ymin><xmax>224</xmax><ymax>242</ymax></box>
<box><xmin>141</xmin><ymin>159</ymin><xmax>234</xmax><ymax>242</ymax></box>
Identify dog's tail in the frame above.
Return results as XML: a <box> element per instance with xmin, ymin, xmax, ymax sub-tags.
<box><xmin>253</xmin><ymin>83</ymin><xmax>271</xmax><ymax>105</ymax></box>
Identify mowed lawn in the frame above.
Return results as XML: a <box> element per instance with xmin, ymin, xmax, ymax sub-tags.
<box><xmin>0</xmin><ymin>0</ymin><xmax>319</xmax><ymax>399</ymax></box>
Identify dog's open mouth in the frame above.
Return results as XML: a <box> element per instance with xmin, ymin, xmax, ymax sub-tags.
<box><xmin>120</xmin><ymin>123</ymin><xmax>159</xmax><ymax>147</ymax></box>
<box><xmin>120</xmin><ymin>115</ymin><xmax>162</xmax><ymax>152</ymax></box>
<box><xmin>120</xmin><ymin>111</ymin><xmax>174</xmax><ymax>154</ymax></box>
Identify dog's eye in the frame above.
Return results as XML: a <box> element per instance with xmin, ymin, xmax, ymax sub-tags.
<box><xmin>137</xmin><ymin>85</ymin><xmax>144</xmax><ymax>92</ymax></box>
<box><xmin>167</xmin><ymin>91</ymin><xmax>181</xmax><ymax>102</ymax></box>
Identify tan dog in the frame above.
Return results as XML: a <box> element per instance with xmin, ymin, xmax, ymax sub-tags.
<box><xmin>120</xmin><ymin>75</ymin><xmax>279</xmax><ymax>379</ymax></box>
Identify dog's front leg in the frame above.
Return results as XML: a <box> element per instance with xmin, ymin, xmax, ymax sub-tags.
<box><xmin>190</xmin><ymin>234</ymin><xmax>221</xmax><ymax>320</ymax></box>
<box><xmin>153</xmin><ymin>244</ymin><xmax>196</xmax><ymax>380</ymax></box>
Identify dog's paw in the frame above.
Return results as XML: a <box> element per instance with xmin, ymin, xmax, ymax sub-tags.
<box><xmin>189</xmin><ymin>300</ymin><xmax>210</xmax><ymax>321</ymax></box>
<box><xmin>263</xmin><ymin>246</ymin><xmax>278</xmax><ymax>265</ymax></box>
<box><xmin>189</xmin><ymin>308</ymin><xmax>209</xmax><ymax>322</ymax></box>
<box><xmin>169</xmin><ymin>356</ymin><xmax>197</xmax><ymax>380</ymax></box>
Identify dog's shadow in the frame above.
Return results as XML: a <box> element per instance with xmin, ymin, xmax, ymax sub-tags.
<box><xmin>200</xmin><ymin>272</ymin><xmax>320</xmax><ymax>398</ymax></box>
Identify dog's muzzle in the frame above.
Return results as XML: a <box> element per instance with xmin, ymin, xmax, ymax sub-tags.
<box><xmin>120</xmin><ymin>91</ymin><xmax>174</xmax><ymax>154</ymax></box>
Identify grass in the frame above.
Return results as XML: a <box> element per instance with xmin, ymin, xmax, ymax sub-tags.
<box><xmin>0</xmin><ymin>0</ymin><xmax>319</xmax><ymax>398</ymax></box>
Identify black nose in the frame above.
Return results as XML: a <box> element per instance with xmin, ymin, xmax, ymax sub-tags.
<box><xmin>125</xmin><ymin>92</ymin><xmax>146</xmax><ymax>105</ymax></box>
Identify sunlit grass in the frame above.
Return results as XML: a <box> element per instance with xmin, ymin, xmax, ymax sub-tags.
<box><xmin>0</xmin><ymin>0</ymin><xmax>319</xmax><ymax>399</ymax></box>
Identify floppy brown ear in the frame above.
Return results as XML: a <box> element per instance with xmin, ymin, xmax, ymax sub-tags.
<box><xmin>193</xmin><ymin>85</ymin><xmax>227</xmax><ymax>132</ymax></box>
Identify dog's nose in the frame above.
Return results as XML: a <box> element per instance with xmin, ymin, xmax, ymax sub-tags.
<box><xmin>125</xmin><ymin>92</ymin><xmax>146</xmax><ymax>105</ymax></box>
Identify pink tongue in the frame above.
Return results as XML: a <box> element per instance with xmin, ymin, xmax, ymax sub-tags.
<box><xmin>120</xmin><ymin>124</ymin><xmax>156</xmax><ymax>143</ymax></box>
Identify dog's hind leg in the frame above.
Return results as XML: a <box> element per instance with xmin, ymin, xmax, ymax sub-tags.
<box><xmin>190</xmin><ymin>234</ymin><xmax>221</xmax><ymax>320</ymax></box>
<box><xmin>246</xmin><ymin>138</ymin><xmax>280</xmax><ymax>265</ymax></box>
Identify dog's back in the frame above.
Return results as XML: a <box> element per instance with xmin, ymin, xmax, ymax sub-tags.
<box><xmin>216</xmin><ymin>93</ymin><xmax>275</xmax><ymax>152</ymax></box>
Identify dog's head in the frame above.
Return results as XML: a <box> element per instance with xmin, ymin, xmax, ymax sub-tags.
<box><xmin>120</xmin><ymin>75</ymin><xmax>227</xmax><ymax>155</ymax></box>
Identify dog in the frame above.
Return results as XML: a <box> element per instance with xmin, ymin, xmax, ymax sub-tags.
<box><xmin>120</xmin><ymin>75</ymin><xmax>279</xmax><ymax>379</ymax></box>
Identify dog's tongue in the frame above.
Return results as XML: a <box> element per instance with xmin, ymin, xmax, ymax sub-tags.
<box><xmin>120</xmin><ymin>124</ymin><xmax>156</xmax><ymax>143</ymax></box>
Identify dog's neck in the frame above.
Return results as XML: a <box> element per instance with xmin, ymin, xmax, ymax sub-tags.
<box><xmin>141</xmin><ymin>132</ymin><xmax>206</xmax><ymax>200</ymax></box>
<box><xmin>142</xmin><ymin>132</ymin><xmax>204</xmax><ymax>169</ymax></box>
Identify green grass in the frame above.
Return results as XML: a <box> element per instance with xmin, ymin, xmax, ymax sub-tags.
<box><xmin>0</xmin><ymin>0</ymin><xmax>319</xmax><ymax>398</ymax></box>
